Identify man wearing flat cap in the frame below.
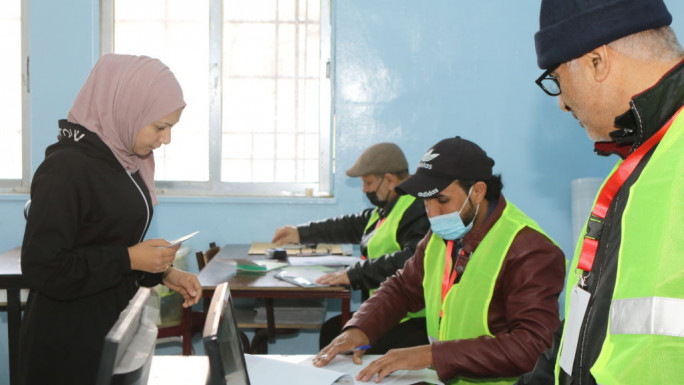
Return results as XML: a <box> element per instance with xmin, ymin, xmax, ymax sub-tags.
<box><xmin>313</xmin><ymin>137</ymin><xmax>565</xmax><ymax>385</ymax></box>
<box><xmin>272</xmin><ymin>142</ymin><xmax>430</xmax><ymax>352</ymax></box>
<box><xmin>523</xmin><ymin>1</ymin><xmax>684</xmax><ymax>384</ymax></box>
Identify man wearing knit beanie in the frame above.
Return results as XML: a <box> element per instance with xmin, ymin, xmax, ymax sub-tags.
<box><xmin>271</xmin><ymin>142</ymin><xmax>431</xmax><ymax>353</ymax></box>
<box><xmin>521</xmin><ymin>1</ymin><xmax>684</xmax><ymax>384</ymax></box>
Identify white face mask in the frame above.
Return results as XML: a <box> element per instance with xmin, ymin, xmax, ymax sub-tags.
<box><xmin>428</xmin><ymin>187</ymin><xmax>479</xmax><ymax>240</ymax></box>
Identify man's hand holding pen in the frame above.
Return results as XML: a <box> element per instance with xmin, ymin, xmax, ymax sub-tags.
<box><xmin>313</xmin><ymin>327</ymin><xmax>371</xmax><ymax>367</ymax></box>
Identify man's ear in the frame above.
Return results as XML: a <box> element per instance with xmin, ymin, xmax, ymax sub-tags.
<box><xmin>470</xmin><ymin>181</ymin><xmax>488</xmax><ymax>205</ymax></box>
<box><xmin>585</xmin><ymin>45</ymin><xmax>611</xmax><ymax>83</ymax></box>
<box><xmin>386</xmin><ymin>173</ymin><xmax>400</xmax><ymax>191</ymax></box>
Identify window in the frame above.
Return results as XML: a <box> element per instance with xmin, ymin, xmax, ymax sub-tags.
<box><xmin>101</xmin><ymin>0</ymin><xmax>332</xmax><ymax>197</ymax></box>
<box><xmin>0</xmin><ymin>0</ymin><xmax>29</xmax><ymax>191</ymax></box>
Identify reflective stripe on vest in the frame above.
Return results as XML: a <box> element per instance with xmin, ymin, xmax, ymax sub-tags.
<box><xmin>423</xmin><ymin>201</ymin><xmax>549</xmax><ymax>385</ymax></box>
<box><xmin>610</xmin><ymin>297</ymin><xmax>684</xmax><ymax>336</ymax></box>
<box><xmin>363</xmin><ymin>195</ymin><xmax>425</xmax><ymax>320</ymax></box>
<box><xmin>555</xmin><ymin>109</ymin><xmax>684</xmax><ymax>385</ymax></box>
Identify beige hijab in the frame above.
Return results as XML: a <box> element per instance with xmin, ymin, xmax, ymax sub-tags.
<box><xmin>67</xmin><ymin>54</ymin><xmax>186</xmax><ymax>205</ymax></box>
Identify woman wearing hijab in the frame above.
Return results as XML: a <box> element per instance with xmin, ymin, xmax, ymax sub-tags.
<box><xmin>18</xmin><ymin>54</ymin><xmax>202</xmax><ymax>385</ymax></box>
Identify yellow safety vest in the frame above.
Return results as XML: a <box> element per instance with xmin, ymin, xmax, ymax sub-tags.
<box><xmin>423</xmin><ymin>201</ymin><xmax>549</xmax><ymax>385</ymax></box>
<box><xmin>364</xmin><ymin>195</ymin><xmax>425</xmax><ymax>320</ymax></box>
<box><xmin>555</xmin><ymin>110</ymin><xmax>684</xmax><ymax>385</ymax></box>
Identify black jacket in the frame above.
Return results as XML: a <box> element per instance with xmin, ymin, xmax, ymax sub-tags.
<box><xmin>297</xmin><ymin>195</ymin><xmax>429</xmax><ymax>294</ymax></box>
<box><xmin>517</xmin><ymin>59</ymin><xmax>684</xmax><ymax>385</ymax></box>
<box><xmin>19</xmin><ymin>121</ymin><xmax>162</xmax><ymax>385</ymax></box>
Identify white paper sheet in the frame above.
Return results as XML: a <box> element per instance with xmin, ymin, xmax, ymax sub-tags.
<box><xmin>245</xmin><ymin>354</ymin><xmax>352</xmax><ymax>385</ymax></box>
<box><xmin>298</xmin><ymin>355</ymin><xmax>444</xmax><ymax>385</ymax></box>
<box><xmin>287</xmin><ymin>255</ymin><xmax>362</xmax><ymax>266</ymax></box>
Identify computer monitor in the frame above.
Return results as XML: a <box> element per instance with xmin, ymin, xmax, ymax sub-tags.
<box><xmin>95</xmin><ymin>287</ymin><xmax>159</xmax><ymax>385</ymax></box>
<box><xmin>203</xmin><ymin>282</ymin><xmax>250</xmax><ymax>385</ymax></box>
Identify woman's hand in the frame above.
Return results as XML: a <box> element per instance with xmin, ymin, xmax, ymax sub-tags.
<box><xmin>128</xmin><ymin>239</ymin><xmax>180</xmax><ymax>273</ymax></box>
<box><xmin>162</xmin><ymin>268</ymin><xmax>202</xmax><ymax>308</ymax></box>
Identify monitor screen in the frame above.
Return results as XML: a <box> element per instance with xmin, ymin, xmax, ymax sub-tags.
<box><xmin>95</xmin><ymin>287</ymin><xmax>159</xmax><ymax>385</ymax></box>
<box><xmin>202</xmin><ymin>282</ymin><xmax>250</xmax><ymax>385</ymax></box>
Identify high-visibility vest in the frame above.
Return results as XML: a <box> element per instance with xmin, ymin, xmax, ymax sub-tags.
<box><xmin>555</xmin><ymin>110</ymin><xmax>684</xmax><ymax>385</ymax></box>
<box><xmin>423</xmin><ymin>201</ymin><xmax>549</xmax><ymax>385</ymax></box>
<box><xmin>364</xmin><ymin>194</ymin><xmax>425</xmax><ymax>320</ymax></box>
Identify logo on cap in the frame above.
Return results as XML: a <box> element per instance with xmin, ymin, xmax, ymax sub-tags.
<box><xmin>418</xmin><ymin>149</ymin><xmax>439</xmax><ymax>170</ymax></box>
<box><xmin>417</xmin><ymin>188</ymin><xmax>439</xmax><ymax>198</ymax></box>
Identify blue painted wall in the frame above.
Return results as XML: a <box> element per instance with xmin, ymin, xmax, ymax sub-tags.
<box><xmin>2</xmin><ymin>1</ymin><xmax>684</xmax><ymax>383</ymax></box>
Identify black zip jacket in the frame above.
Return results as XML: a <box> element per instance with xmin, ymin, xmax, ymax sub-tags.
<box><xmin>19</xmin><ymin>120</ymin><xmax>162</xmax><ymax>385</ymax></box>
<box><xmin>517</xmin><ymin>59</ymin><xmax>684</xmax><ymax>385</ymax></box>
<box><xmin>297</xmin><ymin>195</ymin><xmax>430</xmax><ymax>294</ymax></box>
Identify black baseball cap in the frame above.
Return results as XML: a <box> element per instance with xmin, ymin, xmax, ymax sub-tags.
<box><xmin>396</xmin><ymin>137</ymin><xmax>495</xmax><ymax>198</ymax></box>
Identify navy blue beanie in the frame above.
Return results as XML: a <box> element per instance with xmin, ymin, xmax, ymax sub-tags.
<box><xmin>535</xmin><ymin>0</ymin><xmax>672</xmax><ymax>69</ymax></box>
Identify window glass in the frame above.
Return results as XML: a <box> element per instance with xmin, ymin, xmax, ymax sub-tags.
<box><xmin>105</xmin><ymin>0</ymin><xmax>331</xmax><ymax>196</ymax></box>
<box><xmin>0</xmin><ymin>0</ymin><xmax>23</xmax><ymax>180</ymax></box>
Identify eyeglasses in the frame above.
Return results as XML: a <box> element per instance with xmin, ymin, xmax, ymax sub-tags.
<box><xmin>535</xmin><ymin>65</ymin><xmax>561</xmax><ymax>96</ymax></box>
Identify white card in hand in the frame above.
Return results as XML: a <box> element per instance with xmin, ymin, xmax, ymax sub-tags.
<box><xmin>167</xmin><ymin>231</ymin><xmax>200</xmax><ymax>247</ymax></box>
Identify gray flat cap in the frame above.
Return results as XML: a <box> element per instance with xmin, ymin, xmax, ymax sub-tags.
<box><xmin>346</xmin><ymin>142</ymin><xmax>409</xmax><ymax>177</ymax></box>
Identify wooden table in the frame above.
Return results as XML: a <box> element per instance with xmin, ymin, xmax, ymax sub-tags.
<box><xmin>197</xmin><ymin>244</ymin><xmax>352</xmax><ymax>352</ymax></box>
<box><xmin>0</xmin><ymin>247</ymin><xmax>28</xmax><ymax>385</ymax></box>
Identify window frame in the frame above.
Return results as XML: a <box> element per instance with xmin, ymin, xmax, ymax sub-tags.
<box><xmin>0</xmin><ymin>0</ymin><xmax>31</xmax><ymax>193</ymax></box>
<box><xmin>100</xmin><ymin>0</ymin><xmax>333</xmax><ymax>198</ymax></box>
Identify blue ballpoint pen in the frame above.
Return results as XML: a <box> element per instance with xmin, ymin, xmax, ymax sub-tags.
<box><xmin>339</xmin><ymin>344</ymin><xmax>372</xmax><ymax>354</ymax></box>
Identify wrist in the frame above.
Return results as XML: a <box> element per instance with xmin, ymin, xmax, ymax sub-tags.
<box><xmin>162</xmin><ymin>266</ymin><xmax>174</xmax><ymax>279</ymax></box>
<box><xmin>127</xmin><ymin>247</ymin><xmax>138</xmax><ymax>271</ymax></box>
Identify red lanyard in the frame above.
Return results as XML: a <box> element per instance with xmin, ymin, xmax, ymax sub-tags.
<box><xmin>376</xmin><ymin>217</ymin><xmax>387</xmax><ymax>229</ymax></box>
<box><xmin>578</xmin><ymin>106</ymin><xmax>683</xmax><ymax>272</ymax></box>
<box><xmin>440</xmin><ymin>241</ymin><xmax>466</xmax><ymax>316</ymax></box>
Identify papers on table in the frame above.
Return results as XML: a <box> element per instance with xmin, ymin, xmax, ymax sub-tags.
<box><xmin>275</xmin><ymin>267</ymin><xmax>331</xmax><ymax>287</ymax></box>
<box><xmin>149</xmin><ymin>354</ymin><xmax>443</xmax><ymax>385</ymax></box>
<box><xmin>287</xmin><ymin>255</ymin><xmax>362</xmax><ymax>267</ymax></box>
<box><xmin>298</xmin><ymin>354</ymin><xmax>445</xmax><ymax>385</ymax></box>
<box><xmin>249</xmin><ymin>242</ymin><xmax>352</xmax><ymax>256</ymax></box>
<box><xmin>245</xmin><ymin>354</ymin><xmax>444</xmax><ymax>385</ymax></box>
<box><xmin>246</xmin><ymin>354</ymin><xmax>353</xmax><ymax>385</ymax></box>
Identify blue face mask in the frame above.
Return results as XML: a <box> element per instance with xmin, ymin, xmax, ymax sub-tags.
<box><xmin>428</xmin><ymin>188</ymin><xmax>479</xmax><ymax>240</ymax></box>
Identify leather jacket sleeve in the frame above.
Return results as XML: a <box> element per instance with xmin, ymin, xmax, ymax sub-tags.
<box><xmin>346</xmin><ymin>198</ymin><xmax>430</xmax><ymax>291</ymax></box>
<box><xmin>515</xmin><ymin>322</ymin><xmax>563</xmax><ymax>385</ymax></box>
<box><xmin>345</xmin><ymin>234</ymin><xmax>430</xmax><ymax>338</ymax></box>
<box><xmin>297</xmin><ymin>208</ymin><xmax>373</xmax><ymax>245</ymax></box>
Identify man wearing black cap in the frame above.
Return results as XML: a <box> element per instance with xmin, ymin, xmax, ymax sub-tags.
<box><xmin>313</xmin><ymin>137</ymin><xmax>565</xmax><ymax>385</ymax></box>
<box><xmin>524</xmin><ymin>1</ymin><xmax>684</xmax><ymax>384</ymax></box>
<box><xmin>272</xmin><ymin>142</ymin><xmax>430</xmax><ymax>352</ymax></box>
